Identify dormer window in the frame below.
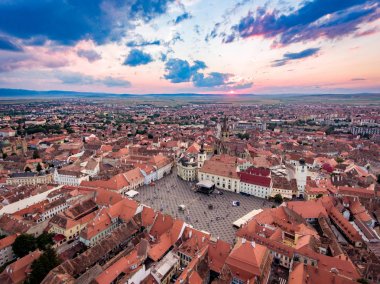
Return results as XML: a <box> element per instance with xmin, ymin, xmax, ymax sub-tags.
<box><xmin>130</xmin><ymin>264</ymin><xmax>137</xmax><ymax>270</ymax></box>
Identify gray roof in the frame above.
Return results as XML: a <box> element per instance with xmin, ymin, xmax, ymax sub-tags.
<box><xmin>10</xmin><ymin>172</ymin><xmax>37</xmax><ymax>178</ymax></box>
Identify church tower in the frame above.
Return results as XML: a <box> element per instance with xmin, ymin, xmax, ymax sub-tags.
<box><xmin>221</xmin><ymin>116</ymin><xmax>230</xmax><ymax>141</ymax></box>
<box><xmin>198</xmin><ymin>143</ymin><xmax>207</xmax><ymax>168</ymax></box>
<box><xmin>295</xmin><ymin>158</ymin><xmax>308</xmax><ymax>198</ymax></box>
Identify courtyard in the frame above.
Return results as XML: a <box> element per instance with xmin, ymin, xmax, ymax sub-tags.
<box><xmin>135</xmin><ymin>169</ymin><xmax>274</xmax><ymax>243</ymax></box>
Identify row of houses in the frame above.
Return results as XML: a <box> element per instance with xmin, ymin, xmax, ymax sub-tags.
<box><xmin>197</xmin><ymin>154</ymin><xmax>273</xmax><ymax>199</ymax></box>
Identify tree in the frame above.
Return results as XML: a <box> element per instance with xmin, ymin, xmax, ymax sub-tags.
<box><xmin>335</xmin><ymin>157</ymin><xmax>344</xmax><ymax>164</ymax></box>
<box><xmin>36</xmin><ymin>232</ymin><xmax>54</xmax><ymax>250</ymax></box>
<box><xmin>12</xmin><ymin>234</ymin><xmax>37</xmax><ymax>258</ymax></box>
<box><xmin>274</xmin><ymin>194</ymin><xmax>283</xmax><ymax>204</ymax></box>
<box><xmin>27</xmin><ymin>247</ymin><xmax>61</xmax><ymax>284</ymax></box>
<box><xmin>325</xmin><ymin>126</ymin><xmax>335</xmax><ymax>135</ymax></box>
<box><xmin>25</xmin><ymin>166</ymin><xmax>32</xmax><ymax>172</ymax></box>
<box><xmin>33</xmin><ymin>149</ymin><xmax>40</xmax><ymax>159</ymax></box>
<box><xmin>237</xmin><ymin>133</ymin><xmax>250</xmax><ymax>140</ymax></box>
<box><xmin>148</xmin><ymin>133</ymin><xmax>153</xmax><ymax>139</ymax></box>
<box><xmin>36</xmin><ymin>163</ymin><xmax>43</xmax><ymax>172</ymax></box>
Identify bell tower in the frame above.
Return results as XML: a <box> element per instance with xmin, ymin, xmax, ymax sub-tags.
<box><xmin>198</xmin><ymin>143</ymin><xmax>206</xmax><ymax>168</ymax></box>
<box><xmin>221</xmin><ymin>116</ymin><xmax>230</xmax><ymax>141</ymax></box>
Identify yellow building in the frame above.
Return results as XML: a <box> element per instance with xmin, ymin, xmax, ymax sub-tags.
<box><xmin>49</xmin><ymin>211</ymin><xmax>96</xmax><ymax>240</ymax></box>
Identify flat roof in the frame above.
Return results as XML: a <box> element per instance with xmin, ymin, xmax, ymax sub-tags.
<box><xmin>126</xmin><ymin>190</ymin><xmax>139</xmax><ymax>197</ymax></box>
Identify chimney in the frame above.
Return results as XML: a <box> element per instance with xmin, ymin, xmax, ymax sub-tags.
<box><xmin>242</xmin><ymin>238</ymin><xmax>246</xmax><ymax>244</ymax></box>
<box><xmin>251</xmin><ymin>241</ymin><xmax>255</xmax><ymax>248</ymax></box>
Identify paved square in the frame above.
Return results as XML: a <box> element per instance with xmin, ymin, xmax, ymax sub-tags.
<box><xmin>136</xmin><ymin>170</ymin><xmax>274</xmax><ymax>243</ymax></box>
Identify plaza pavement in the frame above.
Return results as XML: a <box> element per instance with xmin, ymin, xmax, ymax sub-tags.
<box><xmin>135</xmin><ymin>170</ymin><xmax>274</xmax><ymax>243</ymax></box>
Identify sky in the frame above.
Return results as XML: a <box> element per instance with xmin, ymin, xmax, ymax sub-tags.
<box><xmin>0</xmin><ymin>0</ymin><xmax>379</xmax><ymax>95</ymax></box>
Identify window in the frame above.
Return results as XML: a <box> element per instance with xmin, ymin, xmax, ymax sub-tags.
<box><xmin>232</xmin><ymin>278</ymin><xmax>244</xmax><ymax>284</ymax></box>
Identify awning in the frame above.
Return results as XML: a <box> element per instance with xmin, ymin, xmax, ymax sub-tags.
<box><xmin>126</xmin><ymin>190</ymin><xmax>139</xmax><ymax>198</ymax></box>
<box><xmin>196</xmin><ymin>180</ymin><xmax>214</xmax><ymax>188</ymax></box>
<box><xmin>233</xmin><ymin>209</ymin><xmax>263</xmax><ymax>228</ymax></box>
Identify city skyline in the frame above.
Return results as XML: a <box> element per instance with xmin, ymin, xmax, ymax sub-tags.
<box><xmin>0</xmin><ymin>0</ymin><xmax>379</xmax><ymax>95</ymax></box>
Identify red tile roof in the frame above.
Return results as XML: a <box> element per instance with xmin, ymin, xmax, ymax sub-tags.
<box><xmin>329</xmin><ymin>207</ymin><xmax>361</xmax><ymax>243</ymax></box>
<box><xmin>208</xmin><ymin>239</ymin><xmax>231</xmax><ymax>273</ymax></box>
<box><xmin>0</xmin><ymin>250</ymin><xmax>42</xmax><ymax>284</ymax></box>
<box><xmin>225</xmin><ymin>240</ymin><xmax>269</xmax><ymax>281</ymax></box>
<box><xmin>239</xmin><ymin>172</ymin><xmax>271</xmax><ymax>187</ymax></box>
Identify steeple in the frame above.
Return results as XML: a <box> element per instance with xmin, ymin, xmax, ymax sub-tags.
<box><xmin>198</xmin><ymin>142</ymin><xmax>206</xmax><ymax>168</ymax></box>
<box><xmin>200</xmin><ymin>142</ymin><xmax>205</xmax><ymax>153</ymax></box>
<box><xmin>221</xmin><ymin>115</ymin><xmax>230</xmax><ymax>141</ymax></box>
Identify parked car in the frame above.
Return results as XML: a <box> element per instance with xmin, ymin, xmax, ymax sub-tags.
<box><xmin>232</xmin><ymin>200</ymin><xmax>240</xmax><ymax>206</ymax></box>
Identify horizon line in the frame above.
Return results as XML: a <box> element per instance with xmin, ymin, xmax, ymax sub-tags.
<box><xmin>0</xmin><ymin>87</ymin><xmax>380</xmax><ymax>97</ymax></box>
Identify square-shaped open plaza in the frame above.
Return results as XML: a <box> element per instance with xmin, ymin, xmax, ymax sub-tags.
<box><xmin>136</xmin><ymin>170</ymin><xmax>274</xmax><ymax>243</ymax></box>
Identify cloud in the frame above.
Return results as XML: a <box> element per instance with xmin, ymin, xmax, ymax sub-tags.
<box><xmin>191</xmin><ymin>60</ymin><xmax>207</xmax><ymax>71</ymax></box>
<box><xmin>57</xmin><ymin>72</ymin><xmax>131</xmax><ymax>87</ymax></box>
<box><xmin>0</xmin><ymin>49</ymin><xmax>68</xmax><ymax>73</ymax></box>
<box><xmin>205</xmin><ymin>23</ymin><xmax>220</xmax><ymax>42</ymax></box>
<box><xmin>272</xmin><ymin>47</ymin><xmax>320</xmax><ymax>67</ymax></box>
<box><xmin>223</xmin><ymin>0</ymin><xmax>379</xmax><ymax>46</ymax></box>
<box><xmin>233</xmin><ymin>82</ymin><xmax>253</xmax><ymax>89</ymax></box>
<box><xmin>126</xmin><ymin>40</ymin><xmax>161</xmax><ymax>47</ymax></box>
<box><xmin>223</xmin><ymin>34</ymin><xmax>236</xmax><ymax>44</ymax></box>
<box><xmin>57</xmin><ymin>72</ymin><xmax>94</xmax><ymax>85</ymax></box>
<box><xmin>77</xmin><ymin>49</ymin><xmax>101</xmax><ymax>62</ymax></box>
<box><xmin>0</xmin><ymin>0</ymin><xmax>176</xmax><ymax>45</ymax></box>
<box><xmin>194</xmin><ymin>25</ymin><xmax>201</xmax><ymax>35</ymax></box>
<box><xmin>22</xmin><ymin>36</ymin><xmax>48</xmax><ymax>46</ymax></box>
<box><xmin>169</xmin><ymin>32</ymin><xmax>183</xmax><ymax>44</ymax></box>
<box><xmin>164</xmin><ymin>58</ymin><xmax>206</xmax><ymax>83</ymax></box>
<box><xmin>0</xmin><ymin>36</ymin><xmax>23</xmax><ymax>52</ymax></box>
<box><xmin>160</xmin><ymin>52</ymin><xmax>167</xmax><ymax>62</ymax></box>
<box><xmin>102</xmin><ymin>76</ymin><xmax>131</xmax><ymax>87</ymax></box>
<box><xmin>123</xmin><ymin>49</ymin><xmax>153</xmax><ymax>66</ymax></box>
<box><xmin>192</xmin><ymin>72</ymin><xmax>231</xmax><ymax>87</ymax></box>
<box><xmin>174</xmin><ymin>12</ymin><xmax>192</xmax><ymax>24</ymax></box>
<box><xmin>206</xmin><ymin>0</ymin><xmax>252</xmax><ymax>42</ymax></box>
<box><xmin>0</xmin><ymin>54</ymin><xmax>28</xmax><ymax>73</ymax></box>
<box><xmin>164</xmin><ymin>58</ymin><xmax>253</xmax><ymax>89</ymax></box>
<box><xmin>129</xmin><ymin>0</ymin><xmax>176</xmax><ymax>22</ymax></box>
<box><xmin>351</xmin><ymin>77</ymin><xmax>366</xmax><ymax>81</ymax></box>
<box><xmin>355</xmin><ymin>27</ymin><xmax>379</xmax><ymax>37</ymax></box>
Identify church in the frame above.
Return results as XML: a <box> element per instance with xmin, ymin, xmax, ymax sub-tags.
<box><xmin>215</xmin><ymin>116</ymin><xmax>251</xmax><ymax>159</ymax></box>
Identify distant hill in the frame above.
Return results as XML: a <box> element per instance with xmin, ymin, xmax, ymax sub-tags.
<box><xmin>0</xmin><ymin>88</ymin><xmax>138</xmax><ymax>99</ymax></box>
<box><xmin>0</xmin><ymin>88</ymin><xmax>379</xmax><ymax>103</ymax></box>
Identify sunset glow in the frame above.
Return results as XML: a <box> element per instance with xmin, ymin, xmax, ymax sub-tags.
<box><xmin>0</xmin><ymin>0</ymin><xmax>379</xmax><ymax>94</ymax></box>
